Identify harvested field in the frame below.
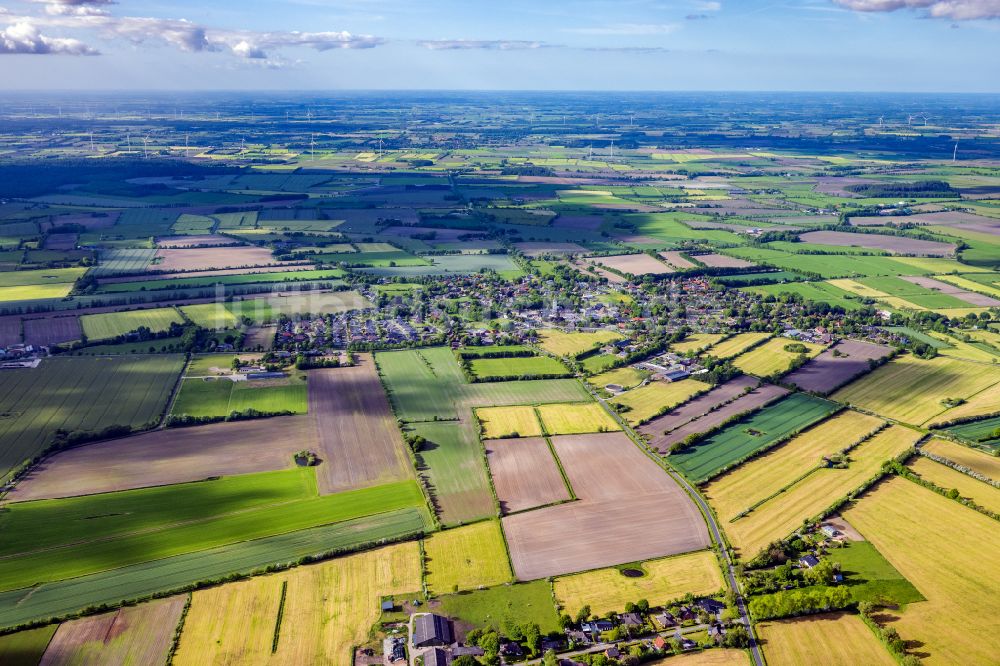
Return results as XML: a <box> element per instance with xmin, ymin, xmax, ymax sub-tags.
<box><xmin>80</xmin><ymin>307</ymin><xmax>184</xmax><ymax>341</ymax></box>
<box><xmin>638</xmin><ymin>376</ymin><xmax>758</xmax><ymax>446</ymax></box>
<box><xmin>845</xmin><ymin>477</ymin><xmax>1000</xmax><ymax>665</ymax></box>
<box><xmin>920</xmin><ymin>437</ymin><xmax>1000</xmax><ymax>481</ymax></box>
<box><xmin>832</xmin><ymin>355</ymin><xmax>1000</xmax><ymax>426</ymax></box>
<box><xmin>693</xmin><ymin>253</ymin><xmax>755</xmax><ymax>268</ymax></box>
<box><xmin>784</xmin><ymin>339</ymin><xmax>894</xmax><ymax>394</ymax></box>
<box><xmin>503</xmin><ymin>432</ymin><xmax>709</xmax><ymax>580</ymax></box>
<box><xmin>308</xmin><ymin>356</ymin><xmax>412</xmax><ymax>494</ymax></box>
<box><xmin>553</xmin><ymin>550</ymin><xmax>723</xmax><ymax>616</ymax></box>
<box><xmin>152</xmin><ymin>247</ymin><xmax>294</xmax><ymax>272</ymax></box>
<box><xmin>671</xmin><ymin>333</ymin><xmax>727</xmax><ymax>354</ymax></box>
<box><xmin>22</xmin><ymin>315</ymin><xmax>81</xmax><ymax>346</ymax></box>
<box><xmin>900</xmin><ymin>275</ymin><xmax>1000</xmax><ymax>306</ymax></box>
<box><xmin>593</xmin><ymin>253</ymin><xmax>674</xmax><ymax>276</ymax></box>
<box><xmin>97</xmin><ymin>264</ymin><xmax>316</xmax><ymax>285</ymax></box>
<box><xmin>650</xmin><ymin>384</ymin><xmax>790</xmax><ymax>454</ymax></box>
<box><xmin>658</xmin><ymin>251</ymin><xmax>698</xmax><ymax>269</ymax></box>
<box><xmin>424</xmin><ymin>521</ymin><xmax>512</xmax><ymax>594</ymax></box>
<box><xmin>486</xmin><ymin>437</ymin><xmax>570</xmax><ymax>514</ymax></box>
<box><xmin>733</xmin><ymin>337</ymin><xmax>825</xmax><ymax>378</ymax></box>
<box><xmin>703</xmin><ymin>332</ymin><xmax>771</xmax><ymax>359</ymax></box>
<box><xmin>477</xmin><ymin>405</ymin><xmax>543</xmax><ymax>439</ymax></box>
<box><xmin>174</xmin><ymin>542</ymin><xmax>422</xmax><ymax>666</ymax></box>
<box><xmin>644</xmin><ymin>651</ymin><xmax>749</xmax><ymax>666</ymax></box>
<box><xmin>798</xmin><ymin>230</ymin><xmax>955</xmax><ymax>256</ymax></box>
<box><xmin>8</xmin><ymin>416</ymin><xmax>315</xmax><ymax>502</ymax></box>
<box><xmin>757</xmin><ymin>613</ymin><xmax>895</xmax><ymax>666</ymax></box>
<box><xmin>513</xmin><ymin>242</ymin><xmax>588</xmax><ymax>256</ymax></box>
<box><xmin>536</xmin><ymin>402</ymin><xmax>621</xmax><ymax>435</ymax></box>
<box><xmin>40</xmin><ymin>595</ymin><xmax>186</xmax><ymax>666</ymax></box>
<box><xmin>611</xmin><ymin>379</ymin><xmax>710</xmax><ymax>426</ymax></box>
<box><xmin>157</xmin><ymin>234</ymin><xmax>240</xmax><ymax>248</ymax></box>
<box><xmin>536</xmin><ymin>329</ymin><xmax>623</xmax><ymax>357</ymax></box>
<box><xmin>908</xmin><ymin>456</ymin><xmax>1000</xmax><ymax>514</ymax></box>
<box><xmin>718</xmin><ymin>425</ymin><xmax>920</xmax><ymax>557</ymax></box>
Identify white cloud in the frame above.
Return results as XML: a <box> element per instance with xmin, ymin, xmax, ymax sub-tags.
<box><xmin>0</xmin><ymin>20</ymin><xmax>97</xmax><ymax>53</ymax></box>
<box><xmin>833</xmin><ymin>0</ymin><xmax>1000</xmax><ymax>19</ymax></box>
<box><xmin>563</xmin><ymin>23</ymin><xmax>679</xmax><ymax>35</ymax></box>
<box><xmin>417</xmin><ymin>39</ymin><xmax>551</xmax><ymax>50</ymax></box>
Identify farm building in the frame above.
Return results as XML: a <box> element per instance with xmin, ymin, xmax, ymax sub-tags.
<box><xmin>412</xmin><ymin>613</ymin><xmax>453</xmax><ymax>648</ymax></box>
<box><xmin>426</xmin><ymin>648</ymin><xmax>449</xmax><ymax>666</ymax></box>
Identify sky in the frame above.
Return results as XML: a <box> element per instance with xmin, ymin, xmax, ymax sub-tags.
<box><xmin>0</xmin><ymin>0</ymin><xmax>998</xmax><ymax>91</ymax></box>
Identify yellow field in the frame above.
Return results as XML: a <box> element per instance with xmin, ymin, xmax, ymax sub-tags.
<box><xmin>933</xmin><ymin>274</ymin><xmax>1000</xmax><ymax>298</ymax></box>
<box><xmin>719</xmin><ymin>425</ymin><xmax>921</xmax><ymax>557</ymax></box>
<box><xmin>703</xmin><ymin>332</ymin><xmax>771</xmax><ymax>359</ymax></box>
<box><xmin>845</xmin><ymin>477</ymin><xmax>1000</xmax><ymax>665</ymax></box>
<box><xmin>757</xmin><ymin>613</ymin><xmax>895</xmax><ymax>666</ymax></box>
<box><xmin>476</xmin><ymin>405</ymin><xmax>542</xmax><ymax>439</ymax></box>
<box><xmin>180</xmin><ymin>303</ymin><xmax>240</xmax><ymax>330</ymax></box>
<box><xmin>704</xmin><ymin>411</ymin><xmax>883</xmax><ymax>523</ymax></box>
<box><xmin>643</xmin><ymin>650</ymin><xmax>749</xmax><ymax>666</ymax></box>
<box><xmin>671</xmin><ymin>333</ymin><xmax>726</xmax><ymax>354</ymax></box>
<box><xmin>174</xmin><ymin>542</ymin><xmax>421</xmax><ymax>666</ymax></box>
<box><xmin>536</xmin><ymin>402</ymin><xmax>621</xmax><ymax>435</ymax></box>
<box><xmin>553</xmin><ymin>551</ymin><xmax>724</xmax><ymax>616</ymax></box>
<box><xmin>536</xmin><ymin>329</ymin><xmax>622</xmax><ymax>357</ymax></box>
<box><xmin>908</xmin><ymin>456</ymin><xmax>1000</xmax><ymax>514</ymax></box>
<box><xmin>929</xmin><ymin>387</ymin><xmax>1000</xmax><ymax>426</ymax></box>
<box><xmin>611</xmin><ymin>379</ymin><xmax>708</xmax><ymax>425</ymax></box>
<box><xmin>827</xmin><ymin>279</ymin><xmax>892</xmax><ymax>299</ymax></box>
<box><xmin>891</xmin><ymin>256</ymin><xmax>994</xmax><ymax>273</ymax></box>
<box><xmin>424</xmin><ymin>521</ymin><xmax>512</xmax><ymax>595</ymax></box>
<box><xmin>0</xmin><ymin>283</ymin><xmax>75</xmax><ymax>302</ymax></box>
<box><xmin>964</xmin><ymin>327</ymin><xmax>1000</xmax><ymax>349</ymax></box>
<box><xmin>588</xmin><ymin>366</ymin><xmax>648</xmax><ymax>390</ymax></box>
<box><xmin>920</xmin><ymin>438</ymin><xmax>1000</xmax><ymax>481</ymax></box>
<box><xmin>732</xmin><ymin>337</ymin><xmax>824</xmax><ymax>377</ymax></box>
<box><xmin>926</xmin><ymin>331</ymin><xmax>999</xmax><ymax>364</ymax></box>
<box><xmin>832</xmin><ymin>355</ymin><xmax>1000</xmax><ymax>425</ymax></box>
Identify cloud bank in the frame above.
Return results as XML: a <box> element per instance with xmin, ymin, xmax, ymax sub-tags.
<box><xmin>833</xmin><ymin>0</ymin><xmax>1000</xmax><ymax>19</ymax></box>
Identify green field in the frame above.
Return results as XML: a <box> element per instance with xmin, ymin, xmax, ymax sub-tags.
<box><xmin>408</xmin><ymin>420</ymin><xmax>495</xmax><ymax>525</ymax></box>
<box><xmin>579</xmin><ymin>353</ymin><xmax>620</xmax><ymax>373</ymax></box>
<box><xmin>469</xmin><ymin>355</ymin><xmax>571</xmax><ymax>380</ymax></box>
<box><xmin>670</xmin><ymin>394</ymin><xmax>840</xmax><ymax>483</ymax></box>
<box><xmin>744</xmin><ymin>281</ymin><xmax>867</xmax><ymax>310</ymax></box>
<box><xmin>721</xmin><ymin>247</ymin><xmax>931</xmax><ymax>278</ymax></box>
<box><xmin>170</xmin><ymin>373</ymin><xmax>307</xmax><ymax>418</ymax></box>
<box><xmin>0</xmin><ymin>508</ymin><xmax>427</xmax><ymax>629</ymax></box>
<box><xmin>947</xmin><ymin>415</ymin><xmax>1000</xmax><ymax>450</ymax></box>
<box><xmin>81</xmin><ymin>307</ymin><xmax>185</xmax><ymax>341</ymax></box>
<box><xmin>435</xmin><ymin>581</ymin><xmax>561</xmax><ymax>634</ymax></box>
<box><xmin>826</xmin><ymin>540</ymin><xmax>924</xmax><ymax>605</ymax></box>
<box><xmin>0</xmin><ymin>625</ymin><xmax>57</xmax><ymax>665</ymax></box>
<box><xmin>0</xmin><ymin>266</ymin><xmax>87</xmax><ymax>287</ymax></box>
<box><xmin>0</xmin><ymin>472</ymin><xmax>428</xmax><ymax>592</ymax></box>
<box><xmin>0</xmin><ymin>356</ymin><xmax>184</xmax><ymax>482</ymax></box>
<box><xmin>179</xmin><ymin>303</ymin><xmax>240</xmax><ymax>329</ymax></box>
<box><xmin>856</xmin><ymin>276</ymin><xmax>974</xmax><ymax>309</ymax></box>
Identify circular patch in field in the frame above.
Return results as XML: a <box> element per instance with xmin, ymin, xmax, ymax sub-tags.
<box><xmin>620</xmin><ymin>568</ymin><xmax>645</xmax><ymax>578</ymax></box>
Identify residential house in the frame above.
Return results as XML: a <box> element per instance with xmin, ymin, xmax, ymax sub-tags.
<box><xmin>799</xmin><ymin>554</ymin><xmax>820</xmax><ymax>569</ymax></box>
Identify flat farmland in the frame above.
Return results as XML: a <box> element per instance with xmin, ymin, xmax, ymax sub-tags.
<box><xmin>424</xmin><ymin>520</ymin><xmax>513</xmax><ymax>594</ymax></box>
<box><xmin>645</xmin><ymin>652</ymin><xmax>749</xmax><ymax>666</ymax></box>
<box><xmin>908</xmin><ymin>456</ymin><xmax>1000</xmax><ymax>514</ymax></box>
<box><xmin>486</xmin><ymin>437</ymin><xmax>570</xmax><ymax>513</ymax></box>
<box><xmin>227</xmin><ymin>290</ymin><xmax>371</xmax><ymax>322</ymax></box>
<box><xmin>718</xmin><ymin>425</ymin><xmax>921</xmax><ymax>557</ymax></box>
<box><xmin>920</xmin><ymin>438</ymin><xmax>1000</xmax><ymax>481</ymax></box>
<box><xmin>0</xmin><ymin>355</ymin><xmax>184</xmax><ymax>483</ymax></box>
<box><xmin>703</xmin><ymin>332</ymin><xmax>771</xmax><ymax>359</ymax></box>
<box><xmin>409</xmin><ymin>420</ymin><xmax>495</xmax><ymax>526</ymax></box>
<box><xmin>611</xmin><ymin>379</ymin><xmax>709</xmax><ymax>425</ymax></box>
<box><xmin>553</xmin><ymin>550</ymin><xmax>723</xmax><ymax>616</ymax></box>
<box><xmin>179</xmin><ymin>303</ymin><xmax>240</xmax><ymax>329</ymax></box>
<box><xmin>784</xmin><ymin>339</ymin><xmax>894</xmax><ymax>394</ymax></box>
<box><xmin>536</xmin><ymin>329</ymin><xmax>623</xmax><ymax>357</ymax></box>
<box><xmin>588</xmin><ymin>366</ymin><xmax>649</xmax><ymax>390</ymax></box>
<box><xmin>0</xmin><ymin>626</ymin><xmax>56</xmax><ymax>666</ymax></box>
<box><xmin>22</xmin><ymin>316</ymin><xmax>81</xmax><ymax>346</ymax></box>
<box><xmin>594</xmin><ymin>253</ymin><xmax>674</xmax><ymax>275</ymax></box>
<box><xmin>152</xmin><ymin>246</ymin><xmax>292</xmax><ymax>271</ymax></box>
<box><xmin>503</xmin><ymin>432</ymin><xmax>709</xmax><ymax>580</ymax></box>
<box><xmin>694</xmin><ymin>253</ymin><xmax>755</xmax><ymax>268</ymax></box>
<box><xmin>638</xmin><ymin>376</ymin><xmax>758</xmax><ymax>445</ymax></box>
<box><xmin>537</xmin><ymin>401</ymin><xmax>621</xmax><ymax>435</ymax></box>
<box><xmin>0</xmin><ymin>317</ymin><xmax>20</xmax><ymax>346</ymax></box>
<box><xmin>832</xmin><ymin>355</ymin><xmax>1000</xmax><ymax>425</ymax></box>
<box><xmin>8</xmin><ymin>415</ymin><xmax>315</xmax><ymax>502</ymax></box>
<box><xmin>39</xmin><ymin>595</ymin><xmax>186</xmax><ymax>666</ymax></box>
<box><xmin>468</xmin><ymin>355</ymin><xmax>570</xmax><ymax>380</ymax></box>
<box><xmin>80</xmin><ymin>307</ymin><xmax>184</xmax><ymax>341</ymax></box>
<box><xmin>671</xmin><ymin>333</ymin><xmax>727</xmax><ymax>354</ymax></box>
<box><xmin>927</xmin><ymin>381</ymin><xmax>1000</xmax><ymax>426</ymax></box>
<box><xmin>171</xmin><ymin>373</ymin><xmax>307</xmax><ymax>418</ymax></box>
<box><xmin>174</xmin><ymin>542</ymin><xmax>421</xmax><ymax>666</ymax></box>
<box><xmin>845</xmin><ymin>477</ymin><xmax>1000</xmax><ymax>665</ymax></box>
<box><xmin>477</xmin><ymin>405</ymin><xmax>543</xmax><ymax>439</ymax></box>
<box><xmin>732</xmin><ymin>337</ymin><xmax>825</xmax><ymax>378</ymax></box>
<box><xmin>308</xmin><ymin>357</ymin><xmax>412</xmax><ymax>494</ymax></box>
<box><xmin>669</xmin><ymin>393</ymin><xmax>840</xmax><ymax>483</ymax></box>
<box><xmin>652</xmin><ymin>384</ymin><xmax>790</xmax><ymax>453</ymax></box>
<box><xmin>703</xmin><ymin>410</ymin><xmax>884</xmax><ymax>524</ymax></box>
<box><xmin>757</xmin><ymin>613</ymin><xmax>896</xmax><ymax>666</ymax></box>
<box><xmin>902</xmin><ymin>275</ymin><xmax>1000</xmax><ymax>306</ymax></box>
<box><xmin>659</xmin><ymin>251</ymin><xmax>698</xmax><ymax>269</ymax></box>
<box><xmin>798</xmin><ymin>230</ymin><xmax>955</xmax><ymax>256</ymax></box>
<box><xmin>946</xmin><ymin>414</ymin><xmax>1000</xmax><ymax>449</ymax></box>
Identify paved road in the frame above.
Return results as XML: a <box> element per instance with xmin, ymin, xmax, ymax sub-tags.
<box><xmin>584</xmin><ymin>382</ymin><xmax>765</xmax><ymax>666</ymax></box>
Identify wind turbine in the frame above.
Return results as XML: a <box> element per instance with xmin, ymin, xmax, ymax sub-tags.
<box><xmin>185</xmin><ymin>133</ymin><xmax>190</xmax><ymax>158</ymax></box>
<box><xmin>609</xmin><ymin>140</ymin><xmax>614</xmax><ymax>159</ymax></box>
<box><xmin>142</xmin><ymin>135</ymin><xmax>150</xmax><ymax>159</ymax></box>
<box><xmin>878</xmin><ymin>115</ymin><xmax>884</xmax><ymax>127</ymax></box>
<box><xmin>126</xmin><ymin>131</ymin><xmax>132</xmax><ymax>154</ymax></box>
<box><xmin>588</xmin><ymin>144</ymin><xmax>593</xmax><ymax>160</ymax></box>
<box><xmin>907</xmin><ymin>115</ymin><xmax>914</xmax><ymax>126</ymax></box>
<box><xmin>953</xmin><ymin>140</ymin><xmax>959</xmax><ymax>163</ymax></box>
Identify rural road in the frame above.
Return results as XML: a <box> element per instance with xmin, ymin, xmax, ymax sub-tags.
<box><xmin>583</xmin><ymin>381</ymin><xmax>766</xmax><ymax>666</ymax></box>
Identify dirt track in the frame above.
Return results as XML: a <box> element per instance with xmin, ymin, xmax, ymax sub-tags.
<box><xmin>486</xmin><ymin>437</ymin><xmax>570</xmax><ymax>514</ymax></box>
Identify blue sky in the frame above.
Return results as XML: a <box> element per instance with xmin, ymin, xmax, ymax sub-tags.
<box><xmin>0</xmin><ymin>0</ymin><xmax>998</xmax><ymax>91</ymax></box>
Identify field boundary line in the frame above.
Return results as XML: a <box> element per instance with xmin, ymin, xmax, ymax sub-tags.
<box><xmin>160</xmin><ymin>355</ymin><xmax>191</xmax><ymax>429</ymax></box>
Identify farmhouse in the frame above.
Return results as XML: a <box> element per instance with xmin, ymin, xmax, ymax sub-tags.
<box><xmin>412</xmin><ymin>613</ymin><xmax>454</xmax><ymax>648</ymax></box>
<box><xmin>799</xmin><ymin>554</ymin><xmax>820</xmax><ymax>569</ymax></box>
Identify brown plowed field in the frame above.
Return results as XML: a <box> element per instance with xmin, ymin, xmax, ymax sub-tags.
<box><xmin>798</xmin><ymin>230</ymin><xmax>955</xmax><ymax>256</ymax></box>
<box><xmin>8</xmin><ymin>416</ymin><xmax>315</xmax><ymax>502</ymax></box>
<box><xmin>0</xmin><ymin>318</ymin><xmax>20</xmax><ymax>346</ymax></box>
<box><xmin>694</xmin><ymin>253</ymin><xmax>756</xmax><ymax>268</ymax></box>
<box><xmin>553</xmin><ymin>215</ymin><xmax>605</xmax><ymax>230</ymax></box>
<box><xmin>502</xmin><ymin>432</ymin><xmax>708</xmax><ymax>580</ymax></box>
<box><xmin>308</xmin><ymin>355</ymin><xmax>412</xmax><ymax>495</ymax></box>
<box><xmin>40</xmin><ymin>595</ymin><xmax>186</xmax><ymax>666</ymax></box>
<box><xmin>23</xmin><ymin>316</ymin><xmax>81</xmax><ymax>346</ymax></box>
<box><xmin>784</xmin><ymin>339</ymin><xmax>894</xmax><ymax>395</ymax></box>
<box><xmin>651</xmin><ymin>384</ymin><xmax>790</xmax><ymax>453</ymax></box>
<box><xmin>659</xmin><ymin>251</ymin><xmax>698</xmax><ymax>269</ymax></box>
<box><xmin>594</xmin><ymin>254</ymin><xmax>675</xmax><ymax>276</ymax></box>
<box><xmin>901</xmin><ymin>276</ymin><xmax>1000</xmax><ymax>306</ymax></box>
<box><xmin>639</xmin><ymin>376</ymin><xmax>759</xmax><ymax>445</ymax></box>
<box><xmin>152</xmin><ymin>247</ymin><xmax>294</xmax><ymax>272</ymax></box>
<box><xmin>97</xmin><ymin>264</ymin><xmax>315</xmax><ymax>285</ymax></box>
<box><xmin>850</xmin><ymin>211</ymin><xmax>991</xmax><ymax>226</ymax></box>
<box><xmin>43</xmin><ymin>233</ymin><xmax>78</xmax><ymax>250</ymax></box>
<box><xmin>486</xmin><ymin>437</ymin><xmax>570</xmax><ymax>514</ymax></box>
